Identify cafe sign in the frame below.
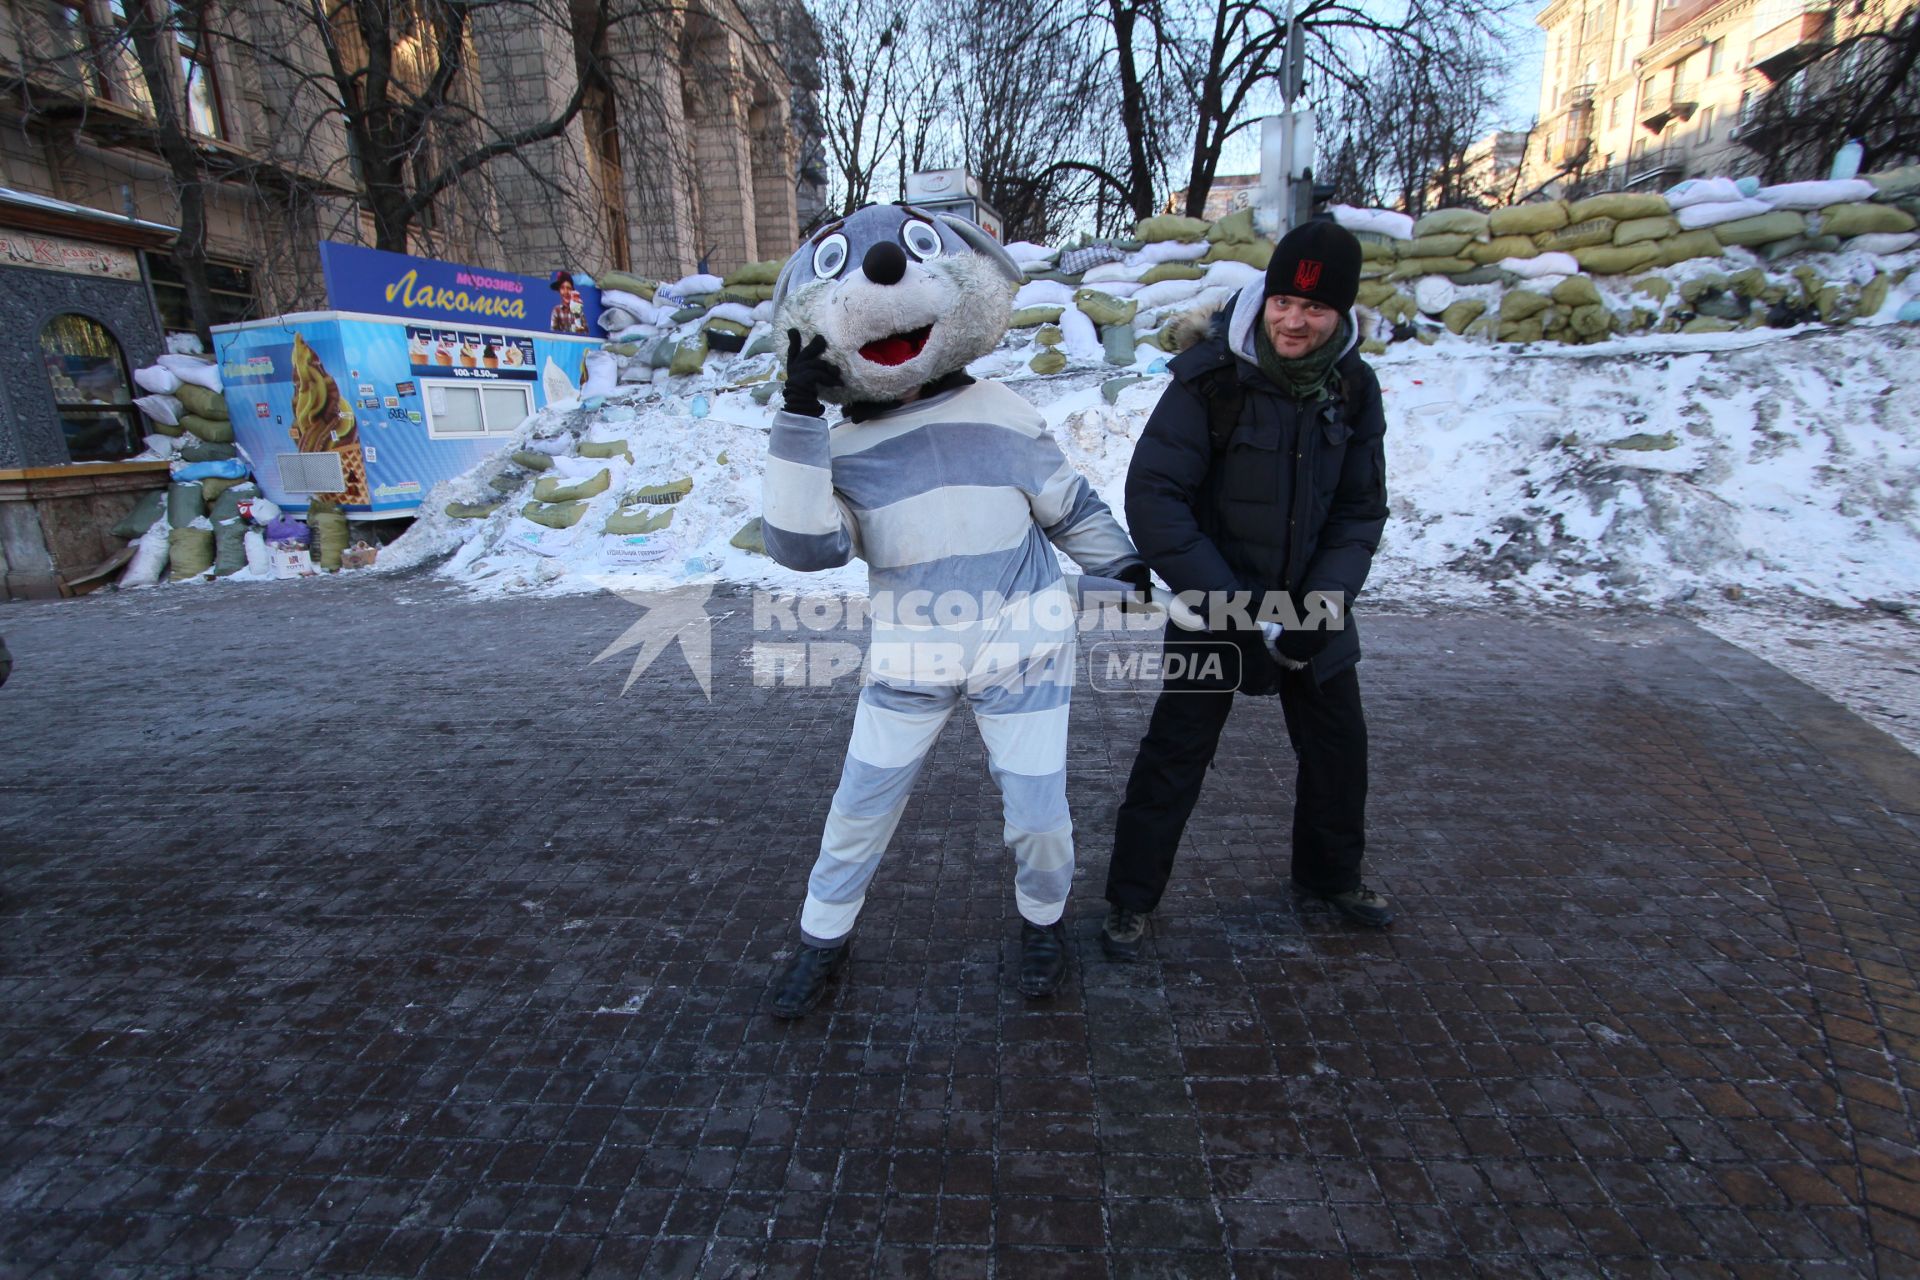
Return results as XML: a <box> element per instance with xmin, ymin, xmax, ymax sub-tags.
<box><xmin>0</xmin><ymin>230</ymin><xmax>140</xmax><ymax>281</ymax></box>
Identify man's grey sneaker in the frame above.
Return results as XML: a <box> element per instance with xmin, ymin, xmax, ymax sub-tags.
<box><xmin>1018</xmin><ymin>921</ymin><xmax>1068</xmax><ymax>997</ymax></box>
<box><xmin>1300</xmin><ymin>884</ymin><xmax>1393</xmax><ymax>928</ymax></box>
<box><xmin>1100</xmin><ymin>905</ymin><xmax>1148</xmax><ymax>961</ymax></box>
<box><xmin>770</xmin><ymin>941</ymin><xmax>848</xmax><ymax>1019</ymax></box>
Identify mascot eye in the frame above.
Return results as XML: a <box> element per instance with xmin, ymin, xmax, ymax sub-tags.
<box><xmin>902</xmin><ymin>220</ymin><xmax>942</xmax><ymax>261</ymax></box>
<box><xmin>812</xmin><ymin>234</ymin><xmax>850</xmax><ymax>279</ymax></box>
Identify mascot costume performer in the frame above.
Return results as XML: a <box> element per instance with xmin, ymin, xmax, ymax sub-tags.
<box><xmin>761</xmin><ymin>204</ymin><xmax>1149</xmax><ymax>1016</ymax></box>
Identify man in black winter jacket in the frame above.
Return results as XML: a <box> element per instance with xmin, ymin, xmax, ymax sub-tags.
<box><xmin>1103</xmin><ymin>220</ymin><xmax>1391</xmax><ymax>958</ymax></box>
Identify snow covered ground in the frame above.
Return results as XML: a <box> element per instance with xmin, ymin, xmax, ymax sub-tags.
<box><xmin>366</xmin><ymin>318</ymin><xmax>1920</xmax><ymax>753</ymax></box>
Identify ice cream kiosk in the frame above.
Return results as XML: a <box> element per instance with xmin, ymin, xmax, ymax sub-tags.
<box><xmin>211</xmin><ymin>242</ymin><xmax>602</xmax><ymax>517</ymax></box>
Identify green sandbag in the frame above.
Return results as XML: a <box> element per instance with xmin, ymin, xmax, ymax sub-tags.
<box><xmin>1451</xmin><ymin>266</ymin><xmax>1518</xmax><ymax>286</ymax></box>
<box><xmin>1356</xmin><ymin>281</ymin><xmax>1397</xmax><ymax>308</ymax></box>
<box><xmin>1497</xmin><ymin>317</ymin><xmax>1545</xmax><ymax>343</ymax></box>
<box><xmin>1573</xmin><ymin>243</ymin><xmax>1659</xmax><ymax>275</ymax></box>
<box><xmin>597</xmin><ymin>271</ymin><xmax>656</xmax><ymax>297</ymax></box>
<box><xmin>1136</xmin><ymin>215</ymin><xmax>1210</xmax><ymax>243</ymax></box>
<box><xmin>1682</xmin><ymin>316</ymin><xmax>1736</xmax><ymax>334</ymax></box>
<box><xmin>1402</xmin><ymin>232</ymin><xmax>1475</xmax><ymax>259</ymax></box>
<box><xmin>1207</xmin><ymin>208</ymin><xmax>1260</xmax><ymax>243</ymax></box>
<box><xmin>1650</xmin><ymin>229</ymin><xmax>1724</xmax><ymax>266</ymax></box>
<box><xmin>1139</xmin><ymin>262</ymin><xmax>1205</xmax><ymax>284</ymax></box>
<box><xmin>669</xmin><ymin>333</ymin><xmax>709</xmax><ymax>376</ymax></box>
<box><xmin>1441</xmin><ymin>299</ymin><xmax>1487</xmax><ymax>334</ymax></box>
<box><xmin>1200</xmin><ymin>240</ymin><xmax>1273</xmax><ymax>268</ymax></box>
<box><xmin>720</xmin><ymin>286</ymin><xmax>778</xmax><ymax>306</ymax></box>
<box><xmin>1858</xmin><ymin>274</ymin><xmax>1891</xmax><ymax>318</ymax></box>
<box><xmin>173</xmin><ymin>383</ymin><xmax>228</xmax><ymax>420</ymax></box>
<box><xmin>1535</xmin><ymin>218</ymin><xmax>1616</xmax><ymax>251</ymax></box>
<box><xmin>1551</xmin><ymin>276</ymin><xmax>1601</xmax><ymax>308</ymax></box>
<box><xmin>1632</xmin><ymin>276</ymin><xmax>1672</xmax><ymax>301</ymax></box>
<box><xmin>111</xmin><ymin>490</ymin><xmax>166</xmax><ymax>540</ymax></box>
<box><xmin>1359</xmin><ymin>239</ymin><xmax>1397</xmax><ymax>262</ymax></box>
<box><xmin>1385</xmin><ymin>257</ymin><xmax>1475</xmax><ymax>282</ymax></box>
<box><xmin>1465</xmin><ymin>235</ymin><xmax>1539</xmax><ymax>264</ymax></box>
<box><xmin>167</xmin><ymin>482</ymin><xmax>205</xmax><ymax>528</ymax></box>
<box><xmin>1715</xmin><ymin>211</ymin><xmax>1805</xmax><ymax>247</ymax></box>
<box><xmin>601</xmin><ymin>343</ymin><xmax>639</xmax><ymax>357</ymax></box>
<box><xmin>446</xmin><ymin>501</ymin><xmax>502</xmax><ymax>519</ymax></box>
<box><xmin>200</xmin><ymin>476</ymin><xmax>242</xmax><ymax>503</ymax></box>
<box><xmin>1413</xmin><ymin>208</ymin><xmax>1489</xmax><ymax>238</ymax></box>
<box><xmin>1568</xmin><ymin>304</ymin><xmax>1613</xmax><ymax>338</ymax></box>
<box><xmin>1102</xmin><ymin>324</ymin><xmax>1137</xmax><ymax>365</ymax></box>
<box><xmin>670</xmin><ymin>306</ymin><xmax>706</xmax><ymax>325</ymax></box>
<box><xmin>724</xmin><ymin>259</ymin><xmax>783</xmax><ymax>287</ymax></box>
<box><xmin>533</xmin><ymin>468</ymin><xmax>610</xmax><ymax>503</ymax></box>
<box><xmin>522</xmin><ymin>499</ymin><xmax>587</xmax><ymax>529</ymax></box>
<box><xmin>1614</xmin><ymin>216</ymin><xmax>1677</xmax><ymax>246</ymax></box>
<box><xmin>1569</xmin><ymin>192</ymin><xmax>1670</xmax><ymax>223</ymax></box>
<box><xmin>629</xmin><ymin>476</ymin><xmax>692</xmax><ymax>504</ymax></box>
<box><xmin>1030</xmin><ymin>349</ymin><xmax>1067</xmax><ymax>375</ymax></box>
<box><xmin>604</xmin><ymin>507</ymin><xmax>674</xmax><ymax>535</ymax></box>
<box><xmin>648</xmin><ymin>336</ymin><xmax>680</xmax><ymax>369</ymax></box>
<box><xmin>1489</xmin><ymin>201</ymin><xmax>1569</xmax><ymax>236</ymax></box>
<box><xmin>578</xmin><ymin>439</ymin><xmax>630</xmax><ymax>460</ymax></box>
<box><xmin>1035</xmin><ymin>324</ymin><xmax>1063</xmax><ymax>347</ymax></box>
<box><xmin>309</xmin><ymin>509</ymin><xmax>349</xmax><ymax>571</ymax></box>
<box><xmin>209</xmin><ymin>486</ymin><xmax>244</xmax><ymax>523</ymax></box>
<box><xmin>511</xmin><ymin>450</ymin><xmax>555</xmax><ymax>472</ymax></box>
<box><xmin>167</xmin><ymin>526</ymin><xmax>214</xmax><ymax>581</ymax></box>
<box><xmin>704</xmin><ymin>317</ymin><xmax>752</xmax><ymax>338</ymax></box>
<box><xmin>1501</xmin><ymin>290</ymin><xmax>1551</xmax><ymax>321</ymax></box>
<box><xmin>730</xmin><ymin>516</ymin><xmax>766</xmax><ymax>554</ymax></box>
<box><xmin>213</xmin><ymin>516</ymin><xmax>247</xmax><ymax>576</ymax></box>
<box><xmin>489</xmin><ymin>471</ymin><xmax>525</xmax><ymax>493</ymax></box>
<box><xmin>750</xmin><ymin>382</ymin><xmax>778</xmax><ymax>405</ymax></box>
<box><xmin>178</xmin><ymin>413</ymin><xmax>233</xmax><ymax>443</ymax></box>
<box><xmin>1819</xmin><ymin>202</ymin><xmax>1917</xmax><ymax>238</ymax></box>
<box><xmin>146</xmin><ymin>417</ymin><xmax>185</xmax><ymax>438</ymax></box>
<box><xmin>178</xmin><ymin>440</ymin><xmax>237</xmax><ymax>462</ymax></box>
<box><xmin>1074</xmin><ymin>289</ymin><xmax>1137</xmax><ymax>326</ymax></box>
<box><xmin>1010</xmin><ymin>305</ymin><xmax>1063</xmax><ymax>327</ymax></box>
<box><xmin>1867</xmin><ymin>165</ymin><xmax>1920</xmax><ymax>201</ymax></box>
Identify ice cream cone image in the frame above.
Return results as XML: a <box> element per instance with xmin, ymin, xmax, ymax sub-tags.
<box><xmin>290</xmin><ymin>334</ymin><xmax>350</xmax><ymax>454</ymax></box>
<box><xmin>311</xmin><ymin>440</ymin><xmax>370</xmax><ymax>506</ymax></box>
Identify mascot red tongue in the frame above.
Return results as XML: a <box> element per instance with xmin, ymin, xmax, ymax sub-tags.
<box><xmin>755</xmin><ymin>202</ymin><xmax>1149</xmax><ymax>1017</ymax></box>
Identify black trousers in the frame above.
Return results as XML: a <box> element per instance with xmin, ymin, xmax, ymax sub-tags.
<box><xmin>1106</xmin><ymin>634</ymin><xmax>1368</xmax><ymax>913</ymax></box>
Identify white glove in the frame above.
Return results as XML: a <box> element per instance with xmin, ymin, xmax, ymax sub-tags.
<box><xmin>1258</xmin><ymin>620</ymin><xmax>1307</xmax><ymax>670</ymax></box>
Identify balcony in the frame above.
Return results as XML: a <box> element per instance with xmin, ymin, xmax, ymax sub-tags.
<box><xmin>1748</xmin><ymin>5</ymin><xmax>1834</xmax><ymax>81</ymax></box>
<box><xmin>1640</xmin><ymin>82</ymin><xmax>1699</xmax><ymax>133</ymax></box>
<box><xmin>1549</xmin><ymin>88</ymin><xmax>1596</xmax><ymax>168</ymax></box>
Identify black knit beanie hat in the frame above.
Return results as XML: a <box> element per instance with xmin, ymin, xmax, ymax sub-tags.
<box><xmin>1264</xmin><ymin>219</ymin><xmax>1362</xmax><ymax>312</ymax></box>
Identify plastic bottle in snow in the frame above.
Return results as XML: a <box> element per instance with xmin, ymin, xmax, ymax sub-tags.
<box><xmin>690</xmin><ymin>395</ymin><xmax>710</xmax><ymax>419</ymax></box>
<box><xmin>1831</xmin><ymin>140</ymin><xmax>1863</xmax><ymax>181</ymax></box>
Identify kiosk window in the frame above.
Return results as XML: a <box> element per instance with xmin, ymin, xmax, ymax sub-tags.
<box><xmin>39</xmin><ymin>313</ymin><xmax>140</xmax><ymax>462</ymax></box>
<box><xmin>424</xmin><ymin>380</ymin><xmax>532</xmax><ymax>438</ymax></box>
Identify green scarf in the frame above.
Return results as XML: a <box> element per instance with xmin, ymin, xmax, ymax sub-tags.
<box><xmin>1253</xmin><ymin>312</ymin><xmax>1351</xmax><ymax>402</ymax></box>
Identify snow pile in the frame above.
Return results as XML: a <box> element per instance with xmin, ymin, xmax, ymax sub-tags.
<box><xmin>382</xmin><ymin>321</ymin><xmax>1920</xmax><ymax>610</ymax></box>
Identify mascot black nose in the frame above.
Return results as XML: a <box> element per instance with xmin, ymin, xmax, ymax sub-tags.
<box><xmin>862</xmin><ymin>241</ymin><xmax>907</xmax><ymax>286</ymax></box>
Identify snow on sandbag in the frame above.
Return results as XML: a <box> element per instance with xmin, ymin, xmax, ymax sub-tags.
<box><xmin>1128</xmin><ymin>239</ymin><xmax>1210</xmax><ymax>265</ymax></box>
<box><xmin>1500</xmin><ymin>252</ymin><xmax>1580</xmax><ymax>278</ymax></box>
<box><xmin>580</xmin><ymin>351</ymin><xmax>619</xmax><ymax>400</ymax></box>
<box><xmin>120</xmin><ymin>522</ymin><xmax>169</xmax><ymax>587</ymax></box>
<box><xmin>1201</xmin><ymin>261</ymin><xmax>1263</xmax><ymax>292</ymax></box>
<box><xmin>135</xmin><ymin>393</ymin><xmax>182</xmax><ymax>426</ymax></box>
<box><xmin>707</xmin><ymin>302</ymin><xmax>758</xmax><ymax>327</ymax></box>
<box><xmin>1130</xmin><ymin>278</ymin><xmax>1206</xmax><ymax>312</ymax></box>
<box><xmin>1082</xmin><ymin>262</ymin><xmax>1144</xmax><ymax>285</ymax></box>
<box><xmin>1015</xmin><ymin>279</ymin><xmax>1077</xmax><ymax>308</ymax></box>
<box><xmin>1331</xmin><ymin>205</ymin><xmax>1414</xmax><ymax>240</ymax></box>
<box><xmin>1665</xmin><ymin>177</ymin><xmax>1743</xmax><ymax>209</ymax></box>
<box><xmin>1005</xmin><ymin>241</ymin><xmax>1056</xmax><ymax>267</ymax></box>
<box><xmin>659</xmin><ymin>273</ymin><xmax>725</xmax><ymax>300</ymax></box>
<box><xmin>1676</xmin><ymin>198</ymin><xmax>1774</xmax><ymax>230</ymax></box>
<box><xmin>522</xmin><ymin>500</ymin><xmax>587</xmax><ymax>529</ymax></box>
<box><xmin>542</xmin><ymin>357</ymin><xmax>577</xmax><ymax>403</ymax></box>
<box><xmin>134</xmin><ymin>365</ymin><xmax>181</xmax><ymax>395</ymax></box>
<box><xmin>600</xmin><ymin>288</ymin><xmax>655</xmax><ymax>318</ymax></box>
<box><xmin>1817</xmin><ymin>202</ymin><xmax>1918</xmax><ymax>238</ymax></box>
<box><xmin>1413</xmin><ymin>276</ymin><xmax>1457</xmax><ymax>316</ymax></box>
<box><xmin>1846</xmin><ymin>231</ymin><xmax>1920</xmax><ymax>255</ymax></box>
<box><xmin>157</xmin><ymin>353</ymin><xmax>221</xmax><ymax>392</ymax></box>
<box><xmin>142</xmin><ymin>433</ymin><xmax>182</xmax><ymax>458</ymax></box>
<box><xmin>1135</xmin><ymin>215</ymin><xmax>1211</xmax><ymax>243</ymax></box>
<box><xmin>533</xmin><ymin>468</ymin><xmax>611</xmax><ymax>503</ymax></box>
<box><xmin>1058</xmin><ymin>306</ymin><xmax>1103</xmax><ymax>360</ymax></box>
<box><xmin>1756</xmin><ymin>179</ymin><xmax>1877</xmax><ymax>211</ymax></box>
<box><xmin>599</xmin><ymin>307</ymin><xmax>638</xmax><ymax>332</ymax></box>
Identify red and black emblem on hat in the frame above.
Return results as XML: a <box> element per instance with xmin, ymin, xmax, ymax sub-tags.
<box><xmin>1293</xmin><ymin>259</ymin><xmax>1323</xmax><ymax>293</ymax></box>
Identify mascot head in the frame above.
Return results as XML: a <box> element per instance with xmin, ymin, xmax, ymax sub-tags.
<box><xmin>773</xmin><ymin>204</ymin><xmax>1024</xmax><ymax>405</ymax></box>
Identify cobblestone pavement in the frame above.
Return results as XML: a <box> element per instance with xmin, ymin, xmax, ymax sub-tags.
<box><xmin>3</xmin><ymin>578</ymin><xmax>1918</xmax><ymax>1278</ymax></box>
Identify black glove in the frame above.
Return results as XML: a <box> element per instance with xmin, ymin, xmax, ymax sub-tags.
<box><xmin>782</xmin><ymin>329</ymin><xmax>842</xmax><ymax>418</ymax></box>
<box><xmin>1115</xmin><ymin>563</ymin><xmax>1156</xmax><ymax>613</ymax></box>
<box><xmin>1273</xmin><ymin>590</ymin><xmax>1343</xmax><ymax>663</ymax></box>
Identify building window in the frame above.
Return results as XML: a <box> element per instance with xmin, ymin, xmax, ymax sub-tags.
<box><xmin>47</xmin><ymin>0</ymin><xmax>105</xmax><ymax>95</ymax></box>
<box><xmin>175</xmin><ymin>7</ymin><xmax>223</xmax><ymax>139</ymax></box>
<box><xmin>1708</xmin><ymin>37</ymin><xmax>1727</xmax><ymax>76</ymax></box>
<box><xmin>1610</xmin><ymin>94</ymin><xmax>1623</xmax><ymax>128</ymax></box>
<box><xmin>39</xmin><ymin>313</ymin><xmax>140</xmax><ymax>462</ymax></box>
<box><xmin>423</xmin><ymin>380</ymin><xmax>533</xmax><ymax>439</ymax></box>
<box><xmin>1699</xmin><ymin>104</ymin><xmax>1715</xmax><ymax>139</ymax></box>
<box><xmin>105</xmin><ymin>0</ymin><xmax>153</xmax><ymax>115</ymax></box>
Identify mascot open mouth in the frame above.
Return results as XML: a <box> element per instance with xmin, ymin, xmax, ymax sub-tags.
<box><xmin>858</xmin><ymin>324</ymin><xmax>933</xmax><ymax>367</ymax></box>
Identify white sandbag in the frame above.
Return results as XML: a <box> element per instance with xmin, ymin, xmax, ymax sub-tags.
<box><xmin>134</xmin><ymin>394</ymin><xmax>182</xmax><ymax>426</ymax></box>
<box><xmin>120</xmin><ymin>522</ymin><xmax>169</xmax><ymax>587</ymax></box>
<box><xmin>1330</xmin><ymin>205</ymin><xmax>1414</xmax><ymax>240</ymax></box>
<box><xmin>1665</xmin><ymin>177</ymin><xmax>1744</xmax><ymax>209</ymax></box>
<box><xmin>1845</xmin><ymin>231</ymin><xmax>1920</xmax><ymax>255</ymax></box>
<box><xmin>708</xmin><ymin>302</ymin><xmax>757</xmax><ymax>327</ymax></box>
<box><xmin>542</xmin><ymin>357</ymin><xmax>576</xmax><ymax>403</ymax></box>
<box><xmin>598</xmin><ymin>307</ymin><xmax>638</xmax><ymax>331</ymax></box>
<box><xmin>1676</xmin><ymin>198</ymin><xmax>1773</xmax><ymax>230</ymax></box>
<box><xmin>1005</xmin><ymin>241</ymin><xmax>1056</xmax><ymax>266</ymax></box>
<box><xmin>142</xmin><ymin>433</ymin><xmax>182</xmax><ymax>458</ymax></box>
<box><xmin>1059</xmin><ymin>306</ymin><xmax>1103</xmax><ymax>360</ymax></box>
<box><xmin>165</xmin><ymin>332</ymin><xmax>205</xmax><ymax>355</ymax></box>
<box><xmin>1082</xmin><ymin>262</ymin><xmax>1145</xmax><ymax>285</ymax></box>
<box><xmin>244</xmin><ymin>496</ymin><xmax>281</xmax><ymax>524</ymax></box>
<box><xmin>552</xmin><ymin>454</ymin><xmax>608</xmax><ymax>478</ymax></box>
<box><xmin>1201</xmin><ymin>261</ymin><xmax>1264</xmax><ymax>291</ymax></box>
<box><xmin>1015</xmin><ymin>279</ymin><xmax>1077</xmax><ymax>307</ymax></box>
<box><xmin>1130</xmin><ymin>279</ymin><xmax>1205</xmax><ymax>311</ymax></box>
<box><xmin>1756</xmin><ymin>179</ymin><xmax>1877</xmax><ymax>211</ymax></box>
<box><xmin>661</xmin><ymin>272</ymin><xmax>724</xmax><ymax>298</ymax></box>
<box><xmin>1413</xmin><ymin>276</ymin><xmax>1457</xmax><ymax>316</ymax></box>
<box><xmin>1126</xmin><ymin>240</ymin><xmax>1210</xmax><ymax>266</ymax></box>
<box><xmin>610</xmin><ymin>323</ymin><xmax>659</xmax><ymax>344</ymax></box>
<box><xmin>1500</xmin><ymin>252</ymin><xmax>1581</xmax><ymax>278</ymax></box>
<box><xmin>157</xmin><ymin>353</ymin><xmax>222</xmax><ymax>392</ymax></box>
<box><xmin>243</xmin><ymin>528</ymin><xmax>273</xmax><ymax>577</ymax></box>
<box><xmin>1091</xmin><ymin>281</ymin><xmax>1143</xmax><ymax>297</ymax></box>
<box><xmin>581</xmin><ymin>351</ymin><xmax>618</xmax><ymax>399</ymax></box>
<box><xmin>752</xmin><ymin>302</ymin><xmax>774</xmax><ymax>324</ymax></box>
<box><xmin>133</xmin><ymin>365</ymin><xmax>181</xmax><ymax>395</ymax></box>
<box><xmin>600</xmin><ymin>288</ymin><xmax>654</xmax><ymax>317</ymax></box>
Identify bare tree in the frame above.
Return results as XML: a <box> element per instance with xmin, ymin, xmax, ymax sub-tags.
<box><xmin>1738</xmin><ymin>1</ymin><xmax>1920</xmax><ymax>181</ymax></box>
<box><xmin>811</xmin><ymin>0</ymin><xmax>912</xmax><ymax>214</ymax></box>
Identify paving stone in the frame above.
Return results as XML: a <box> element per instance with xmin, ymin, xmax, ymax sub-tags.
<box><xmin>1</xmin><ymin>581</ymin><xmax>1917</xmax><ymax>1274</ymax></box>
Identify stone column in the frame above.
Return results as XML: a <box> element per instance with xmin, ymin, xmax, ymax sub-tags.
<box><xmin>685</xmin><ymin>26</ymin><xmax>757</xmax><ymax>274</ymax></box>
<box><xmin>609</xmin><ymin>11</ymin><xmax>699</xmax><ymax>279</ymax></box>
<box><xmin>749</xmin><ymin>90</ymin><xmax>799</xmax><ymax>261</ymax></box>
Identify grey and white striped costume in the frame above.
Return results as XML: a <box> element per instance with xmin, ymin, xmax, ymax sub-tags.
<box><xmin>763</xmin><ymin>379</ymin><xmax>1141</xmax><ymax>943</ymax></box>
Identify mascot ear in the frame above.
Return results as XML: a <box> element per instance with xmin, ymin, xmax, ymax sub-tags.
<box><xmin>771</xmin><ymin>251</ymin><xmax>805</xmax><ymax>319</ymax></box>
<box><xmin>938</xmin><ymin>216</ymin><xmax>1023</xmax><ymax>287</ymax></box>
